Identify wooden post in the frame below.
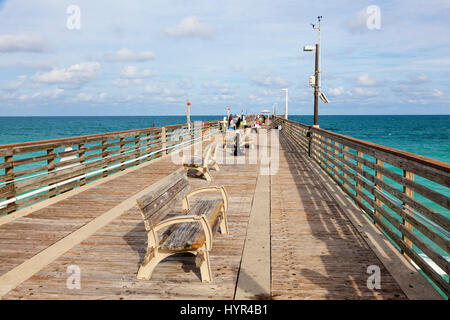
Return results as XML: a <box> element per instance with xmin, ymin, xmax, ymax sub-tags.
<box><xmin>356</xmin><ymin>151</ymin><xmax>363</xmax><ymax>202</ymax></box>
<box><xmin>374</xmin><ymin>159</ymin><xmax>384</xmax><ymax>226</ymax></box>
<box><xmin>403</xmin><ymin>170</ymin><xmax>414</xmax><ymax>258</ymax></box>
<box><xmin>146</xmin><ymin>132</ymin><xmax>151</xmax><ymax>162</ymax></box>
<box><xmin>102</xmin><ymin>140</ymin><xmax>107</xmax><ymax>178</ymax></box>
<box><xmin>119</xmin><ymin>138</ymin><xmax>125</xmax><ymax>171</ymax></box>
<box><xmin>135</xmin><ymin>135</ymin><xmax>141</xmax><ymax>164</ymax></box>
<box><xmin>161</xmin><ymin>127</ymin><xmax>167</xmax><ymax>156</ymax></box>
<box><xmin>47</xmin><ymin>149</ymin><xmax>55</xmax><ymax>198</ymax></box>
<box><xmin>333</xmin><ymin>141</ymin><xmax>339</xmax><ymax>177</ymax></box>
<box><xmin>79</xmin><ymin>143</ymin><xmax>86</xmax><ymax>186</ymax></box>
<box><xmin>343</xmin><ymin>146</ymin><xmax>349</xmax><ymax>189</ymax></box>
<box><xmin>4</xmin><ymin>154</ymin><xmax>15</xmax><ymax>214</ymax></box>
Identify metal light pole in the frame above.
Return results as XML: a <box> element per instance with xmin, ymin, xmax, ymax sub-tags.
<box><xmin>312</xmin><ymin>16</ymin><xmax>322</xmax><ymax>127</ymax></box>
<box><xmin>304</xmin><ymin>16</ymin><xmax>322</xmax><ymax>127</ymax></box>
<box><xmin>186</xmin><ymin>100</ymin><xmax>191</xmax><ymax>132</ymax></box>
<box><xmin>282</xmin><ymin>88</ymin><xmax>288</xmax><ymax>119</ymax></box>
<box><xmin>313</xmin><ymin>42</ymin><xmax>319</xmax><ymax>127</ymax></box>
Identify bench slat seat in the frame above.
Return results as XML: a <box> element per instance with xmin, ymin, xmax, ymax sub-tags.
<box><xmin>161</xmin><ymin>200</ymin><xmax>223</xmax><ymax>251</ymax></box>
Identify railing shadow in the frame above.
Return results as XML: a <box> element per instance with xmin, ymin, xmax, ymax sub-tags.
<box><xmin>277</xmin><ymin>133</ymin><xmax>404</xmax><ymax>299</ymax></box>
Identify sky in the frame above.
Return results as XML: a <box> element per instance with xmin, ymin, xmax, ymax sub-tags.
<box><xmin>0</xmin><ymin>0</ymin><xmax>449</xmax><ymax>116</ymax></box>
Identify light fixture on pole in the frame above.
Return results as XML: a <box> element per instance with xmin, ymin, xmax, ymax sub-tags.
<box><xmin>281</xmin><ymin>88</ymin><xmax>288</xmax><ymax>120</ymax></box>
<box><xmin>186</xmin><ymin>99</ymin><xmax>191</xmax><ymax>132</ymax></box>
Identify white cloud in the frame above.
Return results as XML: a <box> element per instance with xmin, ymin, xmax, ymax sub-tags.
<box><xmin>0</xmin><ymin>34</ymin><xmax>47</xmax><ymax>52</ymax></box>
<box><xmin>346</xmin><ymin>9</ymin><xmax>370</xmax><ymax>33</ymax></box>
<box><xmin>152</xmin><ymin>87</ymin><xmax>185</xmax><ymax>97</ymax></box>
<box><xmin>251</xmin><ymin>74</ymin><xmax>290</xmax><ymax>88</ymax></box>
<box><xmin>165</xmin><ymin>16</ymin><xmax>215</xmax><ymax>39</ymax></box>
<box><xmin>328</xmin><ymin>86</ymin><xmax>345</xmax><ymax>96</ymax></box>
<box><xmin>31</xmin><ymin>62</ymin><xmax>100</xmax><ymax>87</ymax></box>
<box><xmin>120</xmin><ymin>65</ymin><xmax>156</xmax><ymax>79</ymax></box>
<box><xmin>144</xmin><ymin>85</ymin><xmax>187</xmax><ymax>103</ymax></box>
<box><xmin>352</xmin><ymin>87</ymin><xmax>377</xmax><ymax>97</ymax></box>
<box><xmin>356</xmin><ymin>73</ymin><xmax>377</xmax><ymax>86</ymax></box>
<box><xmin>431</xmin><ymin>89</ymin><xmax>443</xmax><ymax>97</ymax></box>
<box><xmin>15</xmin><ymin>61</ymin><xmax>54</xmax><ymax>71</ymax></box>
<box><xmin>400</xmin><ymin>74</ymin><xmax>430</xmax><ymax>85</ymax></box>
<box><xmin>68</xmin><ymin>92</ymin><xmax>107</xmax><ymax>103</ymax></box>
<box><xmin>104</xmin><ymin>48</ymin><xmax>156</xmax><ymax>62</ymax></box>
<box><xmin>178</xmin><ymin>78</ymin><xmax>193</xmax><ymax>90</ymax></box>
<box><xmin>111</xmin><ymin>79</ymin><xmax>130</xmax><ymax>88</ymax></box>
<box><xmin>232</xmin><ymin>65</ymin><xmax>244</xmax><ymax>72</ymax></box>
<box><xmin>3</xmin><ymin>75</ymin><xmax>27</xmax><ymax>91</ymax></box>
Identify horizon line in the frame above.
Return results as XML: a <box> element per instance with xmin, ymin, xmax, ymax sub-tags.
<box><xmin>0</xmin><ymin>114</ymin><xmax>449</xmax><ymax>117</ymax></box>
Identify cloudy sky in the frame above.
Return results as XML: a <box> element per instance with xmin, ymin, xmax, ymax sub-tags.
<box><xmin>0</xmin><ymin>0</ymin><xmax>449</xmax><ymax>116</ymax></box>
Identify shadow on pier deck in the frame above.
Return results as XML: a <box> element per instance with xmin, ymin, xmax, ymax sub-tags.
<box><xmin>0</xmin><ymin>129</ymin><xmax>438</xmax><ymax>300</ymax></box>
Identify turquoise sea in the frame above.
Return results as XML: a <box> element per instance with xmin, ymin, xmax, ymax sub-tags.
<box><xmin>1</xmin><ymin>115</ymin><xmax>448</xmax><ymax>164</ymax></box>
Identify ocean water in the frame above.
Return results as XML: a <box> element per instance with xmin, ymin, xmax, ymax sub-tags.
<box><xmin>0</xmin><ymin>116</ymin><xmax>220</xmax><ymax>146</ymax></box>
<box><xmin>288</xmin><ymin>115</ymin><xmax>450</xmax><ymax>164</ymax></box>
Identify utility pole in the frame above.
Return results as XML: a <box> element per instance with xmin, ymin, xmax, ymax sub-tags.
<box><xmin>312</xmin><ymin>16</ymin><xmax>322</xmax><ymax>127</ymax></box>
<box><xmin>186</xmin><ymin>100</ymin><xmax>191</xmax><ymax>131</ymax></box>
<box><xmin>314</xmin><ymin>43</ymin><xmax>319</xmax><ymax>127</ymax></box>
<box><xmin>282</xmin><ymin>88</ymin><xmax>288</xmax><ymax>120</ymax></box>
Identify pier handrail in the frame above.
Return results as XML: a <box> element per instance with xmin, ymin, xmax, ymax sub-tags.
<box><xmin>273</xmin><ymin>116</ymin><xmax>450</xmax><ymax>297</ymax></box>
<box><xmin>0</xmin><ymin>120</ymin><xmax>221</xmax><ymax>216</ymax></box>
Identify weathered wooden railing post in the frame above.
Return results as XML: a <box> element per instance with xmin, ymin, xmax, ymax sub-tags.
<box><xmin>161</xmin><ymin>126</ymin><xmax>167</xmax><ymax>156</ymax></box>
<box><xmin>4</xmin><ymin>153</ymin><xmax>15</xmax><ymax>213</ymax></box>
<box><xmin>333</xmin><ymin>140</ymin><xmax>339</xmax><ymax>178</ymax></box>
<box><xmin>356</xmin><ymin>151</ymin><xmax>364</xmax><ymax>202</ymax></box>
<box><xmin>343</xmin><ymin>146</ymin><xmax>349</xmax><ymax>189</ymax></box>
<box><xmin>79</xmin><ymin>143</ymin><xmax>86</xmax><ymax>185</ymax></box>
<box><xmin>374</xmin><ymin>159</ymin><xmax>384</xmax><ymax>226</ymax></box>
<box><xmin>102</xmin><ymin>139</ymin><xmax>108</xmax><ymax>178</ymax></box>
<box><xmin>402</xmin><ymin>170</ymin><xmax>414</xmax><ymax>258</ymax></box>
<box><xmin>47</xmin><ymin>148</ymin><xmax>55</xmax><ymax>197</ymax></box>
<box><xmin>119</xmin><ymin>138</ymin><xmax>125</xmax><ymax>171</ymax></box>
<box><xmin>146</xmin><ymin>132</ymin><xmax>151</xmax><ymax>162</ymax></box>
<box><xmin>135</xmin><ymin>134</ymin><xmax>141</xmax><ymax>165</ymax></box>
<box><xmin>307</xmin><ymin>129</ymin><xmax>312</xmax><ymax>157</ymax></box>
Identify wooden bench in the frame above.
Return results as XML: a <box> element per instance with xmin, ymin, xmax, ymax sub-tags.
<box><xmin>136</xmin><ymin>167</ymin><xmax>229</xmax><ymax>282</ymax></box>
<box><xmin>182</xmin><ymin>142</ymin><xmax>219</xmax><ymax>181</ymax></box>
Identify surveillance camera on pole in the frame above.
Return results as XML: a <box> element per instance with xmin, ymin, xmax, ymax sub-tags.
<box><xmin>319</xmin><ymin>92</ymin><xmax>329</xmax><ymax>103</ymax></box>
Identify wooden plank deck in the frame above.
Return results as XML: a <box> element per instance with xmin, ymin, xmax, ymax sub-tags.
<box><xmin>271</xmin><ymin>135</ymin><xmax>406</xmax><ymax>299</ymax></box>
<box><xmin>0</xmin><ymin>132</ymin><xmax>410</xmax><ymax>299</ymax></box>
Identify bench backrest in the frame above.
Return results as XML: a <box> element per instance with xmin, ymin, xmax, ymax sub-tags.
<box><xmin>136</xmin><ymin>167</ymin><xmax>190</xmax><ymax>231</ymax></box>
<box><xmin>203</xmin><ymin>142</ymin><xmax>217</xmax><ymax>163</ymax></box>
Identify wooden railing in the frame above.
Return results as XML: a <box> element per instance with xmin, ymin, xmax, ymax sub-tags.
<box><xmin>0</xmin><ymin>120</ymin><xmax>220</xmax><ymax>216</ymax></box>
<box><xmin>272</xmin><ymin>116</ymin><xmax>450</xmax><ymax>297</ymax></box>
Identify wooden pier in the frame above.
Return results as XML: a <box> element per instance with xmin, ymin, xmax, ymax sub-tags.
<box><xmin>0</xmin><ymin>118</ymin><xmax>448</xmax><ymax>299</ymax></box>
